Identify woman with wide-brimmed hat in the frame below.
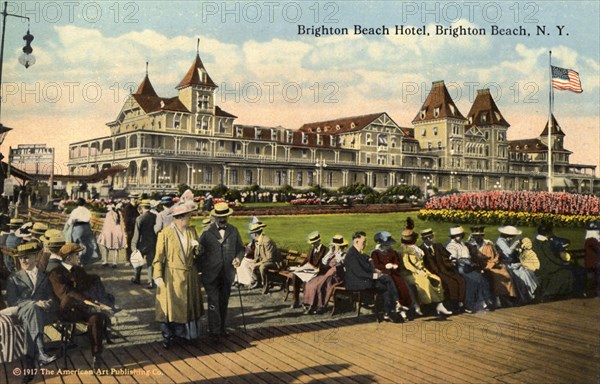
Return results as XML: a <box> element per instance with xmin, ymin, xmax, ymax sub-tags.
<box><xmin>303</xmin><ymin>234</ymin><xmax>348</xmax><ymax>314</ymax></box>
<box><xmin>371</xmin><ymin>231</ymin><xmax>412</xmax><ymax>320</ymax></box>
<box><xmin>153</xmin><ymin>198</ymin><xmax>203</xmax><ymax>348</ymax></box>
<box><xmin>496</xmin><ymin>226</ymin><xmax>538</xmax><ymax>304</ymax></box>
<box><xmin>399</xmin><ymin>219</ymin><xmax>451</xmax><ymax>317</ymax></box>
<box><xmin>97</xmin><ymin>203</ymin><xmax>126</xmax><ymax>268</ymax></box>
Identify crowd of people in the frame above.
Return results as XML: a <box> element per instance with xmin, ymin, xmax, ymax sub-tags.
<box><xmin>0</xmin><ymin>189</ymin><xmax>599</xmax><ymax>382</ymax></box>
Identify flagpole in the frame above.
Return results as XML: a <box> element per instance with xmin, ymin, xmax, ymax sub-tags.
<box><xmin>548</xmin><ymin>50</ymin><xmax>553</xmax><ymax>192</ymax></box>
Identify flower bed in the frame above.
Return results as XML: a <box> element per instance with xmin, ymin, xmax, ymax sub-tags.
<box><xmin>418</xmin><ymin>209</ymin><xmax>598</xmax><ymax>228</ymax></box>
<box><xmin>420</xmin><ymin>191</ymin><xmax>600</xmax><ymax>227</ymax></box>
<box><xmin>425</xmin><ymin>191</ymin><xmax>599</xmax><ymax>216</ymax></box>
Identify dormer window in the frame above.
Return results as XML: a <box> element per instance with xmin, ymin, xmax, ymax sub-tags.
<box><xmin>420</xmin><ymin>110</ymin><xmax>426</xmax><ymax>119</ymax></box>
<box><xmin>236</xmin><ymin>126</ymin><xmax>243</xmax><ymax>138</ymax></box>
<box><xmin>433</xmin><ymin>107</ymin><xmax>440</xmax><ymax>118</ymax></box>
<box><xmin>330</xmin><ymin>136</ymin><xmax>335</xmax><ymax>146</ymax></box>
<box><xmin>302</xmin><ymin>133</ymin><xmax>308</xmax><ymax>145</ymax></box>
<box><xmin>317</xmin><ymin>134</ymin><xmax>322</xmax><ymax>146</ymax></box>
<box><xmin>316</xmin><ymin>127</ymin><xmax>321</xmax><ymax>133</ymax></box>
<box><xmin>516</xmin><ymin>145</ymin><xmax>520</xmax><ymax>150</ymax></box>
<box><xmin>219</xmin><ymin>120</ymin><xmax>226</xmax><ymax>133</ymax></box>
<box><xmin>449</xmin><ymin>105</ymin><xmax>455</xmax><ymax>115</ymax></box>
<box><xmin>481</xmin><ymin>114</ymin><xmax>487</xmax><ymax>123</ymax></box>
<box><xmin>271</xmin><ymin>129</ymin><xmax>277</xmax><ymax>141</ymax></box>
<box><xmin>336</xmin><ymin>125</ymin><xmax>340</xmax><ymax>130</ymax></box>
<box><xmin>350</xmin><ymin>122</ymin><xmax>356</xmax><ymax>129</ymax></box>
<box><xmin>286</xmin><ymin>130</ymin><xmax>293</xmax><ymax>144</ymax></box>
<box><xmin>254</xmin><ymin>128</ymin><xmax>261</xmax><ymax>139</ymax></box>
<box><xmin>495</xmin><ymin>112</ymin><xmax>502</xmax><ymax>121</ymax></box>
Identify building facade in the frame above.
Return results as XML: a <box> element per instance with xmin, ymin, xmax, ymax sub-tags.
<box><xmin>67</xmin><ymin>52</ymin><xmax>598</xmax><ymax>195</ymax></box>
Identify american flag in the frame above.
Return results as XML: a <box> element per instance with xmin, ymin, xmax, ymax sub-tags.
<box><xmin>551</xmin><ymin>65</ymin><xmax>583</xmax><ymax>93</ymax></box>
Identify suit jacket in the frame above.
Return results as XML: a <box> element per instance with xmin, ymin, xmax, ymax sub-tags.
<box><xmin>48</xmin><ymin>265</ymin><xmax>88</xmax><ymax>305</ymax></box>
<box><xmin>122</xmin><ymin>203</ymin><xmax>139</xmax><ymax>237</ymax></box>
<box><xmin>344</xmin><ymin>246</ymin><xmax>375</xmax><ymax>291</ymax></box>
<box><xmin>199</xmin><ymin>223</ymin><xmax>244</xmax><ymax>285</ymax></box>
<box><xmin>6</xmin><ymin>268</ymin><xmax>53</xmax><ymax>309</ymax></box>
<box><xmin>421</xmin><ymin>242</ymin><xmax>457</xmax><ymax>277</ymax></box>
<box><xmin>304</xmin><ymin>244</ymin><xmax>328</xmax><ymax>268</ymax></box>
<box><xmin>132</xmin><ymin>211</ymin><xmax>158</xmax><ymax>261</ymax></box>
<box><xmin>45</xmin><ymin>258</ymin><xmax>63</xmax><ymax>273</ymax></box>
<box><xmin>254</xmin><ymin>234</ymin><xmax>281</xmax><ymax>266</ymax></box>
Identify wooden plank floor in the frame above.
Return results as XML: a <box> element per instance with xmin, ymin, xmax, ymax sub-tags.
<box><xmin>3</xmin><ymin>297</ymin><xmax>598</xmax><ymax>384</ymax></box>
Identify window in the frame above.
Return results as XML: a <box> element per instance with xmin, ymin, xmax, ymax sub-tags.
<box><xmin>481</xmin><ymin>114</ymin><xmax>487</xmax><ymax>123</ymax></box>
<box><xmin>197</xmin><ymin>94</ymin><xmax>210</xmax><ymax>110</ymax></box>
<box><xmin>255</xmin><ymin>146</ymin><xmax>261</xmax><ymax>155</ymax></box>
<box><xmin>498</xmin><ymin>132</ymin><xmax>504</xmax><ymax>142</ymax></box>
<box><xmin>275</xmin><ymin>171</ymin><xmax>282</xmax><ymax>186</ymax></box>
<box><xmin>366</xmin><ymin>154</ymin><xmax>371</xmax><ymax>164</ymax></box>
<box><xmin>428</xmin><ymin>142</ymin><xmax>432</xmax><ymax>150</ymax></box>
<box><xmin>245</xmin><ymin>170</ymin><xmax>253</xmax><ymax>185</ymax></box>
<box><xmin>255</xmin><ymin>128</ymin><xmax>261</xmax><ymax>139</ymax></box>
<box><xmin>330</xmin><ymin>136</ymin><xmax>335</xmax><ymax>147</ymax></box>
<box><xmin>449</xmin><ymin>105</ymin><xmax>455</xmax><ymax>115</ymax></box>
<box><xmin>219</xmin><ymin>120</ymin><xmax>226</xmax><ymax>133</ymax></box>
<box><xmin>302</xmin><ymin>133</ymin><xmax>308</xmax><ymax>145</ymax></box>
<box><xmin>286</xmin><ymin>130</ymin><xmax>293</xmax><ymax>144</ymax></box>
<box><xmin>234</xmin><ymin>142</ymin><xmax>242</xmax><ymax>153</ymax></box>
<box><xmin>437</xmin><ymin>141</ymin><xmax>442</xmax><ymax>149</ymax></box>
<box><xmin>317</xmin><ymin>134</ymin><xmax>322</xmax><ymax>146</ymax></box>
<box><xmin>420</xmin><ymin>110</ymin><xmax>426</xmax><ymax>119</ymax></box>
<box><xmin>391</xmin><ymin>137</ymin><xmax>397</xmax><ymax>148</ymax></box>
<box><xmin>174</xmin><ymin>114</ymin><xmax>181</xmax><ymax>129</ymax></box>
<box><xmin>219</xmin><ymin>140</ymin><xmax>225</xmax><ymax>150</ymax></box>
<box><xmin>377</xmin><ymin>134</ymin><xmax>387</xmax><ymax>148</ymax></box>
<box><xmin>301</xmin><ymin>149</ymin><xmax>308</xmax><ymax>158</ymax></box>
<box><xmin>205</xmin><ymin>168</ymin><xmax>213</xmax><ymax>184</ymax></box>
<box><xmin>327</xmin><ymin>172</ymin><xmax>333</xmax><ymax>187</ymax></box>
<box><xmin>236</xmin><ymin>126</ymin><xmax>243</xmax><ymax>138</ymax></box>
<box><xmin>433</xmin><ymin>127</ymin><xmax>438</xmax><ymax>136</ymax></box>
<box><xmin>307</xmin><ymin>172</ymin><xmax>314</xmax><ymax>186</ymax></box>
<box><xmin>297</xmin><ymin>172</ymin><xmax>303</xmax><ymax>187</ymax></box>
<box><xmin>421</xmin><ymin>128</ymin><xmax>426</xmax><ymax>137</ymax></box>
<box><xmin>231</xmin><ymin>170</ymin><xmax>238</xmax><ymax>185</ymax></box>
<box><xmin>433</xmin><ymin>107</ymin><xmax>440</xmax><ymax>118</ymax></box>
<box><xmin>271</xmin><ymin>129</ymin><xmax>277</xmax><ymax>141</ymax></box>
<box><xmin>366</xmin><ymin>133</ymin><xmax>372</xmax><ymax>146</ymax></box>
<box><xmin>377</xmin><ymin>155</ymin><xmax>386</xmax><ymax>165</ymax></box>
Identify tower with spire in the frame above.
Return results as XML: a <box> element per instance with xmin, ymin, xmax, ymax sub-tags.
<box><xmin>412</xmin><ymin>80</ymin><xmax>467</xmax><ymax>169</ymax></box>
<box><xmin>465</xmin><ymin>88</ymin><xmax>510</xmax><ymax>173</ymax></box>
<box><xmin>176</xmin><ymin>38</ymin><xmax>218</xmax><ymax>115</ymax></box>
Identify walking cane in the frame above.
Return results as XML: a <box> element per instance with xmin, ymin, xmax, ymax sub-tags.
<box><xmin>235</xmin><ymin>271</ymin><xmax>247</xmax><ymax>332</ymax></box>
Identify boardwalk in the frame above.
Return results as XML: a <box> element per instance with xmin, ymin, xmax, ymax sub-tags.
<box><xmin>2</xmin><ymin>260</ymin><xmax>599</xmax><ymax>384</ymax></box>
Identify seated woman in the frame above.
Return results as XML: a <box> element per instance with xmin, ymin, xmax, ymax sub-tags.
<box><xmin>48</xmin><ymin>243</ymin><xmax>112</xmax><ymax>368</ymax></box>
<box><xmin>496</xmin><ymin>226</ymin><xmax>538</xmax><ymax>305</ymax></box>
<box><xmin>370</xmin><ymin>231</ymin><xmax>412</xmax><ymax>321</ymax></box>
<box><xmin>445</xmin><ymin>226</ymin><xmax>493</xmax><ymax>313</ymax></box>
<box><xmin>303</xmin><ymin>234</ymin><xmax>348</xmax><ymax>314</ymax></box>
<box><xmin>399</xmin><ymin>219</ymin><xmax>452</xmax><ymax>317</ymax></box>
<box><xmin>468</xmin><ymin>227</ymin><xmax>517</xmax><ymax>308</ymax></box>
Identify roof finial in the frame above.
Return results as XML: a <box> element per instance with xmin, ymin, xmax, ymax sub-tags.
<box><xmin>145</xmin><ymin>61</ymin><xmax>148</xmax><ymax>76</ymax></box>
<box><xmin>197</xmin><ymin>38</ymin><xmax>200</xmax><ymax>55</ymax></box>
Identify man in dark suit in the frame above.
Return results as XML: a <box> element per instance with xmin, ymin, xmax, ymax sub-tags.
<box><xmin>344</xmin><ymin>231</ymin><xmax>400</xmax><ymax>322</ymax></box>
<box><xmin>198</xmin><ymin>202</ymin><xmax>245</xmax><ymax>341</ymax></box>
<box><xmin>6</xmin><ymin>242</ymin><xmax>57</xmax><ymax>372</ymax></box>
<box><xmin>122</xmin><ymin>193</ymin><xmax>140</xmax><ymax>262</ymax></box>
<box><xmin>131</xmin><ymin>199</ymin><xmax>157</xmax><ymax>288</ymax></box>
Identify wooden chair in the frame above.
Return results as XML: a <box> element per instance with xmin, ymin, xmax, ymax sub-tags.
<box><xmin>330</xmin><ymin>285</ymin><xmax>382</xmax><ymax>322</ymax></box>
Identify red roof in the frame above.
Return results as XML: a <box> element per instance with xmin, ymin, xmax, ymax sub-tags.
<box><xmin>508</xmin><ymin>138</ymin><xmax>572</xmax><ymax>154</ymax></box>
<box><xmin>176</xmin><ymin>54</ymin><xmax>217</xmax><ymax>89</ymax></box>
<box><xmin>466</xmin><ymin>89</ymin><xmax>509</xmax><ymax>129</ymax></box>
<box><xmin>299</xmin><ymin>112</ymin><xmax>385</xmax><ymax>134</ymax></box>
<box><xmin>412</xmin><ymin>80</ymin><xmax>466</xmax><ymax>123</ymax></box>
<box><xmin>215</xmin><ymin>106</ymin><xmax>237</xmax><ymax>118</ymax></box>
<box><xmin>131</xmin><ymin>94</ymin><xmax>190</xmax><ymax>114</ymax></box>
<box><xmin>134</xmin><ymin>75</ymin><xmax>158</xmax><ymax>97</ymax></box>
<box><xmin>540</xmin><ymin>114</ymin><xmax>565</xmax><ymax>136</ymax></box>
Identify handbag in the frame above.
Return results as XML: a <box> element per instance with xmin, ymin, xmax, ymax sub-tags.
<box><xmin>130</xmin><ymin>249</ymin><xmax>145</xmax><ymax>268</ymax></box>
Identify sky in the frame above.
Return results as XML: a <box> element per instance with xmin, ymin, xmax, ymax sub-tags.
<box><xmin>1</xmin><ymin>0</ymin><xmax>599</xmax><ymax>176</ymax></box>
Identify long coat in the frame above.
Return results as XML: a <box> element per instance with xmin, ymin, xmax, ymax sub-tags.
<box><xmin>471</xmin><ymin>240</ymin><xmax>516</xmax><ymax>298</ymax></box>
<box><xmin>533</xmin><ymin>237</ymin><xmax>573</xmax><ymax>298</ymax></box>
<box><xmin>400</xmin><ymin>244</ymin><xmax>444</xmax><ymax>305</ymax></box>
<box><xmin>371</xmin><ymin>248</ymin><xmax>412</xmax><ymax>306</ymax></box>
<box><xmin>344</xmin><ymin>246</ymin><xmax>375</xmax><ymax>291</ymax></box>
<box><xmin>198</xmin><ymin>223</ymin><xmax>245</xmax><ymax>285</ymax></box>
<box><xmin>153</xmin><ymin>225</ymin><xmax>203</xmax><ymax>323</ymax></box>
<box><xmin>132</xmin><ymin>211</ymin><xmax>158</xmax><ymax>265</ymax></box>
<box><xmin>421</xmin><ymin>242</ymin><xmax>465</xmax><ymax>302</ymax></box>
<box><xmin>98</xmin><ymin>210</ymin><xmax>126</xmax><ymax>250</ymax></box>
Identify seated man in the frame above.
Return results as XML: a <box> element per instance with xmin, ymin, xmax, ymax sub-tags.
<box><xmin>344</xmin><ymin>231</ymin><xmax>401</xmax><ymax>322</ymax></box>
<box><xmin>6</xmin><ymin>242</ymin><xmax>57</xmax><ymax>372</ymax></box>
<box><xmin>48</xmin><ymin>243</ymin><xmax>112</xmax><ymax>368</ymax></box>
<box><xmin>250</xmin><ymin>222</ymin><xmax>282</xmax><ymax>293</ymax></box>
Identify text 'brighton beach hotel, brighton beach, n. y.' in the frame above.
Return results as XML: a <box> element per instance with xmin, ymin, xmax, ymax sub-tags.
<box><xmin>67</xmin><ymin>49</ymin><xmax>599</xmax><ymax>196</ymax></box>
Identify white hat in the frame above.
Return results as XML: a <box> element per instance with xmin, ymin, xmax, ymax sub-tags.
<box><xmin>448</xmin><ymin>226</ymin><xmax>465</xmax><ymax>237</ymax></box>
<box><xmin>498</xmin><ymin>226</ymin><xmax>522</xmax><ymax>236</ymax></box>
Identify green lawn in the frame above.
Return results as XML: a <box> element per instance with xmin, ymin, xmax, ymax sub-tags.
<box><xmin>192</xmin><ymin>212</ymin><xmax>587</xmax><ymax>252</ymax></box>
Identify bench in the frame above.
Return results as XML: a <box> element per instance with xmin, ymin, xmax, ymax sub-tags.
<box><xmin>264</xmin><ymin>250</ymin><xmax>307</xmax><ymax>298</ymax></box>
<box><xmin>330</xmin><ymin>285</ymin><xmax>382</xmax><ymax>322</ymax></box>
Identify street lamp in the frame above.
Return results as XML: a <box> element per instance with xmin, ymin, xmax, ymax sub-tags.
<box><xmin>0</xmin><ymin>1</ymin><xmax>35</xmax><ymax>195</ymax></box>
<box><xmin>422</xmin><ymin>175</ymin><xmax>432</xmax><ymax>200</ymax></box>
<box><xmin>315</xmin><ymin>156</ymin><xmax>327</xmax><ymax>204</ymax></box>
<box><xmin>494</xmin><ymin>181</ymin><xmax>502</xmax><ymax>190</ymax></box>
<box><xmin>158</xmin><ymin>171</ymin><xmax>171</xmax><ymax>194</ymax></box>
<box><xmin>450</xmin><ymin>171</ymin><xmax>458</xmax><ymax>190</ymax></box>
<box><xmin>192</xmin><ymin>167</ymin><xmax>202</xmax><ymax>186</ymax></box>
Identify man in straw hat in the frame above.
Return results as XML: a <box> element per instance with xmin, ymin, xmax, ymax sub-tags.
<box><xmin>198</xmin><ymin>202</ymin><xmax>244</xmax><ymax>341</ymax></box>
<box><xmin>131</xmin><ymin>199</ymin><xmax>158</xmax><ymax>288</ymax></box>
<box><xmin>153</xmin><ymin>199</ymin><xmax>203</xmax><ymax>348</ymax></box>
<box><xmin>4</xmin><ymin>218</ymin><xmax>25</xmax><ymax>272</ymax></box>
<box><xmin>6</xmin><ymin>242</ymin><xmax>57</xmax><ymax>369</ymax></box>
<box><xmin>41</xmin><ymin>230</ymin><xmax>66</xmax><ymax>273</ymax></box>
<box><xmin>289</xmin><ymin>231</ymin><xmax>328</xmax><ymax>308</ymax></box>
<box><xmin>249</xmin><ymin>222</ymin><xmax>282</xmax><ymax>293</ymax></box>
<box><xmin>303</xmin><ymin>234</ymin><xmax>349</xmax><ymax>314</ymax></box>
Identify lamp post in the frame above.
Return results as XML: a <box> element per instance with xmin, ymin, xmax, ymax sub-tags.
<box><xmin>315</xmin><ymin>156</ymin><xmax>327</xmax><ymax>204</ymax></box>
<box><xmin>494</xmin><ymin>181</ymin><xmax>502</xmax><ymax>191</ymax></box>
<box><xmin>192</xmin><ymin>167</ymin><xmax>201</xmax><ymax>187</ymax></box>
<box><xmin>0</xmin><ymin>1</ymin><xmax>35</xmax><ymax>196</ymax></box>
<box><xmin>158</xmin><ymin>171</ymin><xmax>170</xmax><ymax>194</ymax></box>
<box><xmin>450</xmin><ymin>171</ymin><xmax>458</xmax><ymax>190</ymax></box>
<box><xmin>422</xmin><ymin>175</ymin><xmax>432</xmax><ymax>200</ymax></box>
